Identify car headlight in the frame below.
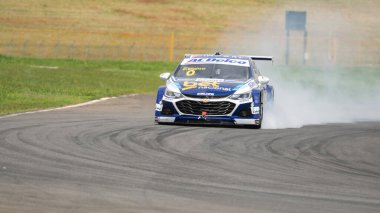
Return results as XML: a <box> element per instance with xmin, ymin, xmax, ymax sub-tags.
<box><xmin>165</xmin><ymin>89</ymin><xmax>183</xmax><ymax>99</ymax></box>
<box><xmin>230</xmin><ymin>92</ymin><xmax>251</xmax><ymax>100</ymax></box>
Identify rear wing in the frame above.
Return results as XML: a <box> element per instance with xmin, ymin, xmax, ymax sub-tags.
<box><xmin>248</xmin><ymin>56</ymin><xmax>273</xmax><ymax>61</ymax></box>
<box><xmin>183</xmin><ymin>54</ymin><xmax>274</xmax><ymax>63</ymax></box>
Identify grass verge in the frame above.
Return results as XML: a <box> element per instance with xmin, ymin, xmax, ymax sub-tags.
<box><xmin>0</xmin><ymin>55</ymin><xmax>176</xmax><ymax>115</ymax></box>
<box><xmin>1</xmin><ymin>55</ymin><xmax>379</xmax><ymax>115</ymax></box>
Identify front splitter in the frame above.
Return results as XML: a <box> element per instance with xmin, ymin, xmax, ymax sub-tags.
<box><xmin>156</xmin><ymin>116</ymin><xmax>260</xmax><ymax>126</ymax></box>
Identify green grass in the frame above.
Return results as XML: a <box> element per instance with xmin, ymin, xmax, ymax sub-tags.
<box><xmin>1</xmin><ymin>55</ymin><xmax>379</xmax><ymax>115</ymax></box>
<box><xmin>0</xmin><ymin>55</ymin><xmax>176</xmax><ymax>115</ymax></box>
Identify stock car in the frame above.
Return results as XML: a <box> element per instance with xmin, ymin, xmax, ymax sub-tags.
<box><xmin>154</xmin><ymin>53</ymin><xmax>274</xmax><ymax>128</ymax></box>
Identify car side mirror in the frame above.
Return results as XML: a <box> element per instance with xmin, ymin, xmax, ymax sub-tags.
<box><xmin>258</xmin><ymin>76</ymin><xmax>270</xmax><ymax>85</ymax></box>
<box><xmin>160</xmin><ymin>72</ymin><xmax>171</xmax><ymax>81</ymax></box>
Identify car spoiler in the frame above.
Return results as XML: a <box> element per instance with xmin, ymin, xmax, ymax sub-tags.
<box><xmin>247</xmin><ymin>56</ymin><xmax>273</xmax><ymax>61</ymax></box>
<box><xmin>184</xmin><ymin>54</ymin><xmax>274</xmax><ymax>62</ymax></box>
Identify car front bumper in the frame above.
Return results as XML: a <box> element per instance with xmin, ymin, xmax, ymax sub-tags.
<box><xmin>155</xmin><ymin>95</ymin><xmax>262</xmax><ymax>126</ymax></box>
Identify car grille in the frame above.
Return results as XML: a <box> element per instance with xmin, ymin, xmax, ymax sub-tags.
<box><xmin>176</xmin><ymin>100</ymin><xmax>236</xmax><ymax>115</ymax></box>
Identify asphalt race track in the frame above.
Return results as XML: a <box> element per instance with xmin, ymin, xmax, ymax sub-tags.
<box><xmin>0</xmin><ymin>95</ymin><xmax>379</xmax><ymax>213</ymax></box>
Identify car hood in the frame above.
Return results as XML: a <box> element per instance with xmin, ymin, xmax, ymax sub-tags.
<box><xmin>173</xmin><ymin>79</ymin><xmax>247</xmax><ymax>97</ymax></box>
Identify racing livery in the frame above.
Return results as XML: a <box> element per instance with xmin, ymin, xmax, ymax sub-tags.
<box><xmin>154</xmin><ymin>53</ymin><xmax>274</xmax><ymax>128</ymax></box>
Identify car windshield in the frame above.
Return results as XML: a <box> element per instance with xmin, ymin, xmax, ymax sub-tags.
<box><xmin>174</xmin><ymin>64</ymin><xmax>250</xmax><ymax>81</ymax></box>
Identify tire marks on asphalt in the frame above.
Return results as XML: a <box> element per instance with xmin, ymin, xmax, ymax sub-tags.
<box><xmin>0</xmin><ymin>95</ymin><xmax>379</xmax><ymax>213</ymax></box>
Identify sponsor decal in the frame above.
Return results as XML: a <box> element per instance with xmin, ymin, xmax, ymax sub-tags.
<box><xmin>182</xmin><ymin>81</ymin><xmax>232</xmax><ymax>91</ymax></box>
<box><xmin>251</xmin><ymin>106</ymin><xmax>260</xmax><ymax>114</ymax></box>
<box><xmin>181</xmin><ymin>67</ymin><xmax>206</xmax><ymax>77</ymax></box>
<box><xmin>155</xmin><ymin>102</ymin><xmax>163</xmax><ymax>111</ymax></box>
<box><xmin>195</xmin><ymin>78</ymin><xmax>224</xmax><ymax>82</ymax></box>
<box><xmin>218</xmin><ymin>87</ymin><xmax>232</xmax><ymax>91</ymax></box>
<box><xmin>182</xmin><ymin>81</ymin><xmax>219</xmax><ymax>91</ymax></box>
<box><xmin>197</xmin><ymin>92</ymin><xmax>214</xmax><ymax>96</ymax></box>
<box><xmin>182</xmin><ymin>67</ymin><xmax>206</xmax><ymax>71</ymax></box>
<box><xmin>181</xmin><ymin>58</ymin><xmax>249</xmax><ymax>67</ymax></box>
<box><xmin>233</xmin><ymin>81</ymin><xmax>256</xmax><ymax>91</ymax></box>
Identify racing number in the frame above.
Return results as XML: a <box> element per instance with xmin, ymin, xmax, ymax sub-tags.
<box><xmin>182</xmin><ymin>81</ymin><xmax>220</xmax><ymax>91</ymax></box>
<box><xmin>182</xmin><ymin>81</ymin><xmax>198</xmax><ymax>90</ymax></box>
<box><xmin>183</xmin><ymin>67</ymin><xmax>205</xmax><ymax>77</ymax></box>
<box><xmin>186</xmin><ymin>69</ymin><xmax>196</xmax><ymax>76</ymax></box>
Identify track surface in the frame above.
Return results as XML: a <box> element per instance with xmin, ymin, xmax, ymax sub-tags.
<box><xmin>0</xmin><ymin>95</ymin><xmax>379</xmax><ymax>213</ymax></box>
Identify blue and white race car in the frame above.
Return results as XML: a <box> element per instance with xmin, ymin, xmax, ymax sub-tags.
<box><xmin>154</xmin><ymin>53</ymin><xmax>274</xmax><ymax>128</ymax></box>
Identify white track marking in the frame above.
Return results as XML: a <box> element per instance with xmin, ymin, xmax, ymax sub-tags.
<box><xmin>30</xmin><ymin>65</ymin><xmax>59</xmax><ymax>69</ymax></box>
<box><xmin>0</xmin><ymin>94</ymin><xmax>138</xmax><ymax>119</ymax></box>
